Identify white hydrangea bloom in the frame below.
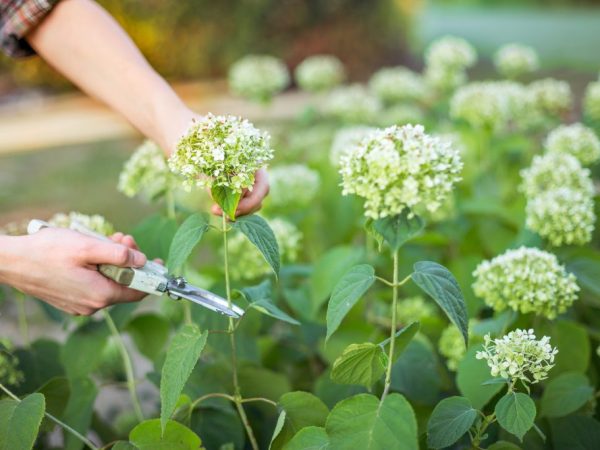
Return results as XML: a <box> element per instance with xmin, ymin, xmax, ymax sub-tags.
<box><xmin>526</xmin><ymin>188</ymin><xmax>596</xmax><ymax>247</ymax></box>
<box><xmin>295</xmin><ymin>55</ymin><xmax>345</xmax><ymax>92</ymax></box>
<box><xmin>228</xmin><ymin>55</ymin><xmax>290</xmax><ymax>102</ymax></box>
<box><xmin>583</xmin><ymin>80</ymin><xmax>600</xmax><ymax>123</ymax></box>
<box><xmin>424</xmin><ymin>64</ymin><xmax>467</xmax><ymax>92</ymax></box>
<box><xmin>476</xmin><ymin>329</ymin><xmax>558</xmax><ymax>384</ymax></box>
<box><xmin>329</xmin><ymin>126</ymin><xmax>377</xmax><ymax>166</ymax></box>
<box><xmin>339</xmin><ymin>124</ymin><xmax>462</xmax><ymax>219</ymax></box>
<box><xmin>118</xmin><ymin>140</ymin><xmax>172</xmax><ymax>199</ymax></box>
<box><xmin>49</xmin><ymin>212</ymin><xmax>115</xmax><ymax>236</ymax></box>
<box><xmin>227</xmin><ymin>218</ymin><xmax>302</xmax><ymax>280</ymax></box>
<box><xmin>473</xmin><ymin>247</ymin><xmax>579</xmax><ymax>319</ymax></box>
<box><xmin>368</xmin><ymin>67</ymin><xmax>427</xmax><ymax>104</ymax></box>
<box><xmin>322</xmin><ymin>84</ymin><xmax>382</xmax><ymax>123</ymax></box>
<box><xmin>520</xmin><ymin>152</ymin><xmax>594</xmax><ymax>198</ymax></box>
<box><xmin>439</xmin><ymin>322</ymin><xmax>472</xmax><ymax>371</ymax></box>
<box><xmin>396</xmin><ymin>296</ymin><xmax>437</xmax><ymax>324</ymax></box>
<box><xmin>0</xmin><ymin>220</ymin><xmax>29</xmax><ymax>236</ymax></box>
<box><xmin>425</xmin><ymin>35</ymin><xmax>477</xmax><ymax>70</ymax></box>
<box><xmin>494</xmin><ymin>43</ymin><xmax>539</xmax><ymax>79</ymax></box>
<box><xmin>268</xmin><ymin>164</ymin><xmax>320</xmax><ymax>208</ymax></box>
<box><xmin>545</xmin><ymin>123</ymin><xmax>600</xmax><ymax>166</ymax></box>
<box><xmin>169</xmin><ymin>114</ymin><xmax>274</xmax><ymax>192</ymax></box>
<box><xmin>528</xmin><ymin>78</ymin><xmax>573</xmax><ymax>117</ymax></box>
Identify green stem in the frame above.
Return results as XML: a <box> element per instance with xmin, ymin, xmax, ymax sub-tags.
<box><xmin>0</xmin><ymin>383</ymin><xmax>99</xmax><ymax>450</ymax></box>
<box><xmin>381</xmin><ymin>250</ymin><xmax>400</xmax><ymax>402</ymax></box>
<box><xmin>102</xmin><ymin>311</ymin><xmax>144</xmax><ymax>423</ymax></box>
<box><xmin>16</xmin><ymin>291</ymin><xmax>29</xmax><ymax>348</ymax></box>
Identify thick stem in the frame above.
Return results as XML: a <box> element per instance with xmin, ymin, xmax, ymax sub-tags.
<box><xmin>0</xmin><ymin>383</ymin><xmax>99</xmax><ymax>450</ymax></box>
<box><xmin>16</xmin><ymin>291</ymin><xmax>30</xmax><ymax>347</ymax></box>
<box><xmin>381</xmin><ymin>250</ymin><xmax>399</xmax><ymax>402</ymax></box>
<box><xmin>102</xmin><ymin>311</ymin><xmax>144</xmax><ymax>423</ymax></box>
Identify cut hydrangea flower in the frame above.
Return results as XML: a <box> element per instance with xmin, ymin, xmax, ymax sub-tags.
<box><xmin>339</xmin><ymin>124</ymin><xmax>462</xmax><ymax>219</ymax></box>
<box><xmin>494</xmin><ymin>43</ymin><xmax>539</xmax><ymax>79</ymax></box>
<box><xmin>545</xmin><ymin>123</ymin><xmax>600</xmax><ymax>166</ymax></box>
<box><xmin>329</xmin><ymin>125</ymin><xmax>377</xmax><ymax>166</ymax></box>
<box><xmin>268</xmin><ymin>164</ymin><xmax>320</xmax><ymax>208</ymax></box>
<box><xmin>425</xmin><ymin>35</ymin><xmax>477</xmax><ymax>71</ymax></box>
<box><xmin>473</xmin><ymin>247</ymin><xmax>579</xmax><ymax>319</ymax></box>
<box><xmin>49</xmin><ymin>212</ymin><xmax>115</xmax><ymax>236</ymax></box>
<box><xmin>295</xmin><ymin>55</ymin><xmax>345</xmax><ymax>92</ymax></box>
<box><xmin>118</xmin><ymin>140</ymin><xmax>172</xmax><ymax>199</ymax></box>
<box><xmin>322</xmin><ymin>84</ymin><xmax>382</xmax><ymax>123</ymax></box>
<box><xmin>228</xmin><ymin>55</ymin><xmax>289</xmax><ymax>102</ymax></box>
<box><xmin>368</xmin><ymin>67</ymin><xmax>427</xmax><ymax>104</ymax></box>
<box><xmin>476</xmin><ymin>329</ymin><xmax>558</xmax><ymax>384</ymax></box>
<box><xmin>528</xmin><ymin>78</ymin><xmax>573</xmax><ymax>117</ymax></box>
<box><xmin>583</xmin><ymin>80</ymin><xmax>600</xmax><ymax>123</ymax></box>
<box><xmin>526</xmin><ymin>187</ymin><xmax>596</xmax><ymax>247</ymax></box>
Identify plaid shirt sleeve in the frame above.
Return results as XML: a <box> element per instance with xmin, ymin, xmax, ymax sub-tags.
<box><xmin>1</xmin><ymin>0</ymin><xmax>60</xmax><ymax>57</ymax></box>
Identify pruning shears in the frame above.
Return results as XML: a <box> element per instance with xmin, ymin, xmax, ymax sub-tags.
<box><xmin>27</xmin><ymin>219</ymin><xmax>244</xmax><ymax>319</ymax></box>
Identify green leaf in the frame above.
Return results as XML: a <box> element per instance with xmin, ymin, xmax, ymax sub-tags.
<box><xmin>372</xmin><ymin>210</ymin><xmax>424</xmax><ymax>252</ymax></box>
<box><xmin>330</xmin><ymin>343</ymin><xmax>386</xmax><ymax>388</ymax></box>
<box><xmin>457</xmin><ymin>345</ymin><xmax>504</xmax><ymax>410</ymax></box>
<box><xmin>549</xmin><ymin>415</ymin><xmax>600</xmax><ymax>449</ymax></box>
<box><xmin>427</xmin><ymin>396</ymin><xmax>478</xmax><ymax>449</ymax></box>
<box><xmin>326</xmin><ymin>393</ymin><xmax>418</xmax><ymax>450</ymax></box>
<box><xmin>112</xmin><ymin>442</ymin><xmax>138</xmax><ymax>450</ymax></box>
<box><xmin>283</xmin><ymin>426</ymin><xmax>329</xmax><ymax>450</ymax></box>
<box><xmin>411</xmin><ymin>261</ymin><xmax>468</xmax><ymax>345</ymax></box>
<box><xmin>190</xmin><ymin>404</ymin><xmax>244</xmax><ymax>450</ymax></box>
<box><xmin>125</xmin><ymin>314</ymin><xmax>170</xmax><ymax>361</ymax></box>
<box><xmin>130</xmin><ymin>419</ymin><xmax>202</xmax><ymax>450</ymax></box>
<box><xmin>540</xmin><ymin>372</ymin><xmax>594</xmax><ymax>418</ymax></box>
<box><xmin>233</xmin><ymin>215</ymin><xmax>280</xmax><ymax>275</ymax></box>
<box><xmin>62</xmin><ymin>377</ymin><xmax>97</xmax><ymax>450</ymax></box>
<box><xmin>544</xmin><ymin>320</ymin><xmax>590</xmax><ymax>377</ymax></box>
<box><xmin>36</xmin><ymin>377</ymin><xmax>70</xmax><ymax>432</ymax></box>
<box><xmin>270</xmin><ymin>411</ymin><xmax>287</xmax><ymax>449</ymax></box>
<box><xmin>326</xmin><ymin>264</ymin><xmax>375</xmax><ymax>341</ymax></box>
<box><xmin>132</xmin><ymin>214</ymin><xmax>178</xmax><ymax>261</ymax></box>
<box><xmin>380</xmin><ymin>321</ymin><xmax>420</xmax><ymax>362</ymax></box>
<box><xmin>238</xmin><ymin>365</ymin><xmax>292</xmax><ymax>402</ymax></box>
<box><xmin>0</xmin><ymin>393</ymin><xmax>45</xmax><ymax>450</ymax></box>
<box><xmin>160</xmin><ymin>324</ymin><xmax>208</xmax><ymax>433</ymax></box>
<box><xmin>168</xmin><ymin>213</ymin><xmax>209</xmax><ymax>272</ymax></box>
<box><xmin>61</xmin><ymin>321</ymin><xmax>109</xmax><ymax>380</ymax></box>
<box><xmin>495</xmin><ymin>392</ymin><xmax>536</xmax><ymax>441</ymax></box>
<box><xmin>211</xmin><ymin>185</ymin><xmax>242</xmax><ymax>221</ymax></box>
<box><xmin>561</xmin><ymin>247</ymin><xmax>600</xmax><ymax>296</ymax></box>
<box><xmin>249</xmin><ymin>299</ymin><xmax>301</xmax><ymax>325</ymax></box>
<box><xmin>487</xmin><ymin>441</ymin><xmax>522</xmax><ymax>450</ymax></box>
<box><xmin>271</xmin><ymin>392</ymin><xmax>329</xmax><ymax>450</ymax></box>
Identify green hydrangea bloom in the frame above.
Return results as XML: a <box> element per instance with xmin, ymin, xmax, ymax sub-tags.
<box><xmin>228</xmin><ymin>55</ymin><xmax>289</xmax><ymax>102</ymax></box>
<box><xmin>424</xmin><ymin>64</ymin><xmax>467</xmax><ymax>93</ymax></box>
<box><xmin>439</xmin><ymin>323</ymin><xmax>470</xmax><ymax>371</ymax></box>
<box><xmin>527</xmin><ymin>78</ymin><xmax>573</xmax><ymax>117</ymax></box>
<box><xmin>473</xmin><ymin>247</ymin><xmax>579</xmax><ymax>319</ymax></box>
<box><xmin>583</xmin><ymin>80</ymin><xmax>600</xmax><ymax>123</ymax></box>
<box><xmin>545</xmin><ymin>123</ymin><xmax>600</xmax><ymax>166</ymax></box>
<box><xmin>118</xmin><ymin>140</ymin><xmax>172</xmax><ymax>200</ymax></box>
<box><xmin>322</xmin><ymin>84</ymin><xmax>382</xmax><ymax>123</ymax></box>
<box><xmin>396</xmin><ymin>296</ymin><xmax>437</xmax><ymax>324</ymax></box>
<box><xmin>49</xmin><ymin>212</ymin><xmax>115</xmax><ymax>236</ymax></box>
<box><xmin>425</xmin><ymin>35</ymin><xmax>477</xmax><ymax>71</ymax></box>
<box><xmin>268</xmin><ymin>164</ymin><xmax>320</xmax><ymax>209</ymax></box>
<box><xmin>0</xmin><ymin>339</ymin><xmax>24</xmax><ymax>387</ymax></box>
<box><xmin>368</xmin><ymin>67</ymin><xmax>427</xmax><ymax>104</ymax></box>
<box><xmin>295</xmin><ymin>55</ymin><xmax>345</xmax><ymax>92</ymax></box>
<box><xmin>494</xmin><ymin>43</ymin><xmax>539</xmax><ymax>79</ymax></box>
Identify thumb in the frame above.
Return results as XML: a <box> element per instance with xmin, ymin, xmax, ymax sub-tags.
<box><xmin>86</xmin><ymin>240</ymin><xmax>147</xmax><ymax>268</ymax></box>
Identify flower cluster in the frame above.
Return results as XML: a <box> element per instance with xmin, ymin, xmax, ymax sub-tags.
<box><xmin>0</xmin><ymin>339</ymin><xmax>23</xmax><ymax>386</ymax></box>
<box><xmin>545</xmin><ymin>123</ymin><xmax>600</xmax><ymax>166</ymax></box>
<box><xmin>169</xmin><ymin>114</ymin><xmax>274</xmax><ymax>192</ymax></box>
<box><xmin>339</xmin><ymin>124</ymin><xmax>462</xmax><ymax>219</ymax></box>
<box><xmin>476</xmin><ymin>329</ymin><xmax>558</xmax><ymax>384</ymax></box>
<box><xmin>424</xmin><ymin>35</ymin><xmax>477</xmax><ymax>92</ymax></box>
<box><xmin>322</xmin><ymin>85</ymin><xmax>382</xmax><ymax>123</ymax></box>
<box><xmin>368</xmin><ymin>67</ymin><xmax>427</xmax><ymax>104</ymax></box>
<box><xmin>329</xmin><ymin>126</ymin><xmax>377</xmax><ymax>166</ymax></box>
<box><xmin>494</xmin><ymin>43</ymin><xmax>539</xmax><ymax>79</ymax></box>
<box><xmin>295</xmin><ymin>55</ymin><xmax>345</xmax><ymax>92</ymax></box>
<box><xmin>528</xmin><ymin>78</ymin><xmax>573</xmax><ymax>117</ymax></box>
<box><xmin>267</xmin><ymin>164</ymin><xmax>320</xmax><ymax>208</ymax></box>
<box><xmin>227</xmin><ymin>218</ymin><xmax>301</xmax><ymax>280</ymax></box>
<box><xmin>584</xmin><ymin>80</ymin><xmax>600</xmax><ymax>123</ymax></box>
<box><xmin>228</xmin><ymin>55</ymin><xmax>290</xmax><ymax>102</ymax></box>
<box><xmin>473</xmin><ymin>247</ymin><xmax>579</xmax><ymax>319</ymax></box>
<box><xmin>0</xmin><ymin>220</ymin><xmax>29</xmax><ymax>236</ymax></box>
<box><xmin>526</xmin><ymin>188</ymin><xmax>596</xmax><ymax>246</ymax></box>
<box><xmin>396</xmin><ymin>296</ymin><xmax>437</xmax><ymax>324</ymax></box>
<box><xmin>118</xmin><ymin>140</ymin><xmax>172</xmax><ymax>199</ymax></box>
<box><xmin>438</xmin><ymin>323</ymin><xmax>468</xmax><ymax>371</ymax></box>
<box><xmin>49</xmin><ymin>212</ymin><xmax>115</xmax><ymax>236</ymax></box>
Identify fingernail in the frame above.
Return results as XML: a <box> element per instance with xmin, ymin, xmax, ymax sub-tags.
<box><xmin>132</xmin><ymin>250</ymin><xmax>147</xmax><ymax>267</ymax></box>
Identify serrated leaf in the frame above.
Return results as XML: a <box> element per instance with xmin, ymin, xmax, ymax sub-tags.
<box><xmin>61</xmin><ymin>321</ymin><xmax>109</xmax><ymax>380</ymax></box>
<box><xmin>250</xmin><ymin>299</ymin><xmax>300</xmax><ymax>325</ymax></box>
<box><xmin>0</xmin><ymin>393</ymin><xmax>45</xmax><ymax>450</ymax></box>
<box><xmin>130</xmin><ymin>419</ymin><xmax>202</xmax><ymax>450</ymax></box>
<box><xmin>125</xmin><ymin>313</ymin><xmax>170</xmax><ymax>361</ymax></box>
<box><xmin>372</xmin><ymin>210</ymin><xmax>424</xmax><ymax>252</ymax></box>
<box><xmin>161</xmin><ymin>324</ymin><xmax>208</xmax><ymax>433</ymax></box>
<box><xmin>411</xmin><ymin>261</ymin><xmax>468</xmax><ymax>345</ymax></box>
<box><xmin>331</xmin><ymin>343</ymin><xmax>386</xmax><ymax>388</ymax></box>
<box><xmin>233</xmin><ymin>215</ymin><xmax>280</xmax><ymax>275</ymax></box>
<box><xmin>495</xmin><ymin>392</ymin><xmax>536</xmax><ymax>441</ymax></box>
<box><xmin>168</xmin><ymin>213</ymin><xmax>209</xmax><ymax>272</ymax></box>
<box><xmin>540</xmin><ymin>372</ymin><xmax>594</xmax><ymax>418</ymax></box>
<box><xmin>283</xmin><ymin>426</ymin><xmax>329</xmax><ymax>450</ymax></box>
<box><xmin>427</xmin><ymin>396</ymin><xmax>478</xmax><ymax>449</ymax></box>
<box><xmin>326</xmin><ymin>264</ymin><xmax>375</xmax><ymax>341</ymax></box>
<box><xmin>211</xmin><ymin>185</ymin><xmax>242</xmax><ymax>221</ymax></box>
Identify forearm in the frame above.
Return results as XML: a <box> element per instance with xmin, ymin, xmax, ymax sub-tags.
<box><xmin>0</xmin><ymin>236</ymin><xmax>22</xmax><ymax>286</ymax></box>
<box><xmin>25</xmin><ymin>0</ymin><xmax>193</xmax><ymax>153</ymax></box>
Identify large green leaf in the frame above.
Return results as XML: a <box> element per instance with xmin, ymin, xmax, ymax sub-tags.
<box><xmin>549</xmin><ymin>415</ymin><xmax>600</xmax><ymax>449</ymax></box>
<box><xmin>330</xmin><ymin>343</ymin><xmax>386</xmax><ymax>388</ymax></box>
<box><xmin>457</xmin><ymin>345</ymin><xmax>504</xmax><ymax>410</ymax></box>
<box><xmin>0</xmin><ymin>393</ymin><xmax>45</xmax><ymax>450</ymax></box>
<box><xmin>372</xmin><ymin>210</ymin><xmax>424</xmax><ymax>252</ymax></box>
<box><xmin>495</xmin><ymin>392</ymin><xmax>536</xmax><ymax>441</ymax></box>
<box><xmin>544</xmin><ymin>320</ymin><xmax>589</xmax><ymax>378</ymax></box>
<box><xmin>427</xmin><ymin>396</ymin><xmax>478</xmax><ymax>449</ymax></box>
<box><xmin>326</xmin><ymin>264</ymin><xmax>375</xmax><ymax>341</ymax></box>
<box><xmin>271</xmin><ymin>392</ymin><xmax>329</xmax><ymax>450</ymax></box>
<box><xmin>61</xmin><ymin>321</ymin><xmax>109</xmax><ymax>380</ymax></box>
<box><xmin>326</xmin><ymin>393</ymin><xmax>418</xmax><ymax>450</ymax></box>
<box><xmin>380</xmin><ymin>321</ymin><xmax>420</xmax><ymax>362</ymax></box>
<box><xmin>36</xmin><ymin>377</ymin><xmax>70</xmax><ymax>432</ymax></box>
<box><xmin>233</xmin><ymin>215</ymin><xmax>280</xmax><ymax>275</ymax></box>
<box><xmin>238</xmin><ymin>365</ymin><xmax>292</xmax><ymax>402</ymax></box>
<box><xmin>130</xmin><ymin>419</ymin><xmax>202</xmax><ymax>450</ymax></box>
<box><xmin>561</xmin><ymin>247</ymin><xmax>600</xmax><ymax>296</ymax></box>
<box><xmin>487</xmin><ymin>441</ymin><xmax>522</xmax><ymax>450</ymax></box>
<box><xmin>168</xmin><ymin>213</ymin><xmax>209</xmax><ymax>272</ymax></box>
<box><xmin>160</xmin><ymin>324</ymin><xmax>208</xmax><ymax>432</ymax></box>
<box><xmin>132</xmin><ymin>214</ymin><xmax>178</xmax><ymax>261</ymax></box>
<box><xmin>62</xmin><ymin>377</ymin><xmax>97</xmax><ymax>450</ymax></box>
<box><xmin>283</xmin><ymin>426</ymin><xmax>329</xmax><ymax>450</ymax></box>
<box><xmin>411</xmin><ymin>261</ymin><xmax>468</xmax><ymax>345</ymax></box>
<box><xmin>238</xmin><ymin>281</ymin><xmax>300</xmax><ymax>325</ymax></box>
<box><xmin>540</xmin><ymin>372</ymin><xmax>594</xmax><ymax>418</ymax></box>
<box><xmin>190</xmin><ymin>405</ymin><xmax>244</xmax><ymax>450</ymax></box>
<box><xmin>125</xmin><ymin>313</ymin><xmax>170</xmax><ymax>361</ymax></box>
<box><xmin>211</xmin><ymin>185</ymin><xmax>242</xmax><ymax>221</ymax></box>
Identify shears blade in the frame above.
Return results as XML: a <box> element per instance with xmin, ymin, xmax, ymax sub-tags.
<box><xmin>167</xmin><ymin>278</ymin><xmax>244</xmax><ymax>319</ymax></box>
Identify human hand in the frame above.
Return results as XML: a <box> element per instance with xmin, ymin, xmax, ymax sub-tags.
<box><xmin>0</xmin><ymin>228</ymin><xmax>148</xmax><ymax>316</ymax></box>
<box><xmin>210</xmin><ymin>168</ymin><xmax>270</xmax><ymax>218</ymax></box>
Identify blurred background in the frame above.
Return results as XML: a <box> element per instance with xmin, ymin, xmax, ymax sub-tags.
<box><xmin>1</xmin><ymin>0</ymin><xmax>600</xmax><ymax>229</ymax></box>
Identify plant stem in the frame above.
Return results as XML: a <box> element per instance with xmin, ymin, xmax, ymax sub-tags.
<box><xmin>102</xmin><ymin>311</ymin><xmax>144</xmax><ymax>423</ymax></box>
<box><xmin>0</xmin><ymin>383</ymin><xmax>99</xmax><ymax>450</ymax></box>
<box><xmin>16</xmin><ymin>291</ymin><xmax>29</xmax><ymax>347</ymax></box>
<box><xmin>381</xmin><ymin>250</ymin><xmax>400</xmax><ymax>402</ymax></box>
<box><xmin>222</xmin><ymin>213</ymin><xmax>259</xmax><ymax>450</ymax></box>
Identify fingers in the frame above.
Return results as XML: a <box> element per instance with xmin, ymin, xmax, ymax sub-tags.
<box><xmin>210</xmin><ymin>169</ymin><xmax>270</xmax><ymax>218</ymax></box>
<box><xmin>109</xmin><ymin>233</ymin><xmax>140</xmax><ymax>250</ymax></box>
<box><xmin>86</xmin><ymin>239</ymin><xmax>147</xmax><ymax>268</ymax></box>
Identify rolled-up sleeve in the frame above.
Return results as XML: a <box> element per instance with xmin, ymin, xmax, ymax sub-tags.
<box><xmin>1</xmin><ymin>0</ymin><xmax>60</xmax><ymax>57</ymax></box>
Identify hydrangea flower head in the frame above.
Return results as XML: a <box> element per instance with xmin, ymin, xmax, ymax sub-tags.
<box><xmin>330</xmin><ymin>126</ymin><xmax>377</xmax><ymax>166</ymax></box>
<box><xmin>583</xmin><ymin>80</ymin><xmax>600</xmax><ymax>123</ymax></box>
<box><xmin>118</xmin><ymin>140</ymin><xmax>172</xmax><ymax>199</ymax></box>
<box><xmin>323</xmin><ymin>85</ymin><xmax>382</xmax><ymax>123</ymax></box>
<box><xmin>439</xmin><ymin>322</ymin><xmax>469</xmax><ymax>371</ymax></box>
<box><xmin>473</xmin><ymin>247</ymin><xmax>579</xmax><ymax>319</ymax></box>
<box><xmin>339</xmin><ymin>124</ymin><xmax>462</xmax><ymax>219</ymax></box>
<box><xmin>295</xmin><ymin>55</ymin><xmax>345</xmax><ymax>92</ymax></box>
<box><xmin>49</xmin><ymin>212</ymin><xmax>115</xmax><ymax>236</ymax></box>
<box><xmin>425</xmin><ymin>35</ymin><xmax>477</xmax><ymax>70</ymax></box>
<box><xmin>0</xmin><ymin>339</ymin><xmax>23</xmax><ymax>386</ymax></box>
<box><xmin>268</xmin><ymin>164</ymin><xmax>320</xmax><ymax>208</ymax></box>
<box><xmin>526</xmin><ymin>188</ymin><xmax>596</xmax><ymax>247</ymax></box>
<box><xmin>368</xmin><ymin>67</ymin><xmax>427</xmax><ymax>104</ymax></box>
<box><xmin>169</xmin><ymin>114</ymin><xmax>274</xmax><ymax>193</ymax></box>
<box><xmin>476</xmin><ymin>329</ymin><xmax>558</xmax><ymax>384</ymax></box>
<box><xmin>494</xmin><ymin>43</ymin><xmax>539</xmax><ymax>79</ymax></box>
<box><xmin>528</xmin><ymin>78</ymin><xmax>573</xmax><ymax>117</ymax></box>
<box><xmin>396</xmin><ymin>296</ymin><xmax>437</xmax><ymax>324</ymax></box>
<box><xmin>228</xmin><ymin>55</ymin><xmax>289</xmax><ymax>102</ymax></box>
<box><xmin>545</xmin><ymin>123</ymin><xmax>600</xmax><ymax>166</ymax></box>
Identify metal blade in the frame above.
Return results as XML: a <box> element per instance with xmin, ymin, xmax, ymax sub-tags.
<box><xmin>167</xmin><ymin>278</ymin><xmax>244</xmax><ymax>319</ymax></box>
